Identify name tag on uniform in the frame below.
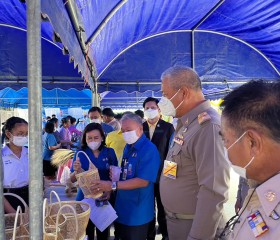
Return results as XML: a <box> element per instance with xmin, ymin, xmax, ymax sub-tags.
<box><xmin>174</xmin><ymin>134</ymin><xmax>184</xmax><ymax>145</ymax></box>
<box><xmin>4</xmin><ymin>160</ymin><xmax>12</xmax><ymax>165</ymax></box>
<box><xmin>247</xmin><ymin>210</ymin><xmax>269</xmax><ymax>237</ymax></box>
<box><xmin>163</xmin><ymin>160</ymin><xmax>177</xmax><ymax>179</ymax></box>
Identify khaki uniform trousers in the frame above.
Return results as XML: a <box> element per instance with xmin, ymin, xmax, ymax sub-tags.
<box><xmin>166</xmin><ymin>214</ymin><xmax>193</xmax><ymax>240</ymax></box>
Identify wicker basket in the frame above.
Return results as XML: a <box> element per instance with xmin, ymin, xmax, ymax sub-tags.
<box><xmin>43</xmin><ymin>198</ymin><xmax>66</xmax><ymax>240</ymax></box>
<box><xmin>45</xmin><ymin>191</ymin><xmax>90</xmax><ymax>240</ymax></box>
<box><xmin>44</xmin><ymin>203</ymin><xmax>78</xmax><ymax>240</ymax></box>
<box><xmin>11</xmin><ymin>206</ymin><xmax>29</xmax><ymax>240</ymax></box>
<box><xmin>75</xmin><ymin>151</ymin><xmax>102</xmax><ymax>199</ymax></box>
<box><xmin>4</xmin><ymin>193</ymin><xmax>29</xmax><ymax>240</ymax></box>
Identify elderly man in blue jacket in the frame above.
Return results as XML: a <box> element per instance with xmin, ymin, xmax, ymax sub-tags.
<box><xmin>93</xmin><ymin>113</ymin><xmax>161</xmax><ymax>240</ymax></box>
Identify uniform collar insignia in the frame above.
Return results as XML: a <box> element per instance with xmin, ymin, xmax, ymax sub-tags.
<box><xmin>198</xmin><ymin>112</ymin><xmax>211</xmax><ymax>125</ymax></box>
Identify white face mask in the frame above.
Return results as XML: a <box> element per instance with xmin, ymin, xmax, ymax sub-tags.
<box><xmin>144</xmin><ymin>109</ymin><xmax>159</xmax><ymax>120</ymax></box>
<box><xmin>88</xmin><ymin>141</ymin><xmax>102</xmax><ymax>151</ymax></box>
<box><xmin>12</xmin><ymin>135</ymin><xmax>28</xmax><ymax>147</ymax></box>
<box><xmin>224</xmin><ymin>131</ymin><xmax>255</xmax><ymax>179</ymax></box>
<box><xmin>122</xmin><ymin>130</ymin><xmax>139</xmax><ymax>145</ymax></box>
<box><xmin>90</xmin><ymin>119</ymin><xmax>102</xmax><ymax>124</ymax></box>
<box><xmin>158</xmin><ymin>89</ymin><xmax>184</xmax><ymax>117</ymax></box>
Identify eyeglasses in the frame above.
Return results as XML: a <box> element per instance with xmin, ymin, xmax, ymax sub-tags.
<box><xmin>219</xmin><ymin>187</ymin><xmax>256</xmax><ymax>239</ymax></box>
<box><xmin>218</xmin><ymin>214</ymin><xmax>240</xmax><ymax>238</ymax></box>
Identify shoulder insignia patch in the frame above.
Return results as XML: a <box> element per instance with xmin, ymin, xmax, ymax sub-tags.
<box><xmin>198</xmin><ymin>112</ymin><xmax>211</xmax><ymax>125</ymax></box>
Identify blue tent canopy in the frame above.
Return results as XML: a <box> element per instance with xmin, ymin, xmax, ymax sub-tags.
<box><xmin>0</xmin><ymin>0</ymin><xmax>91</xmax><ymax>90</ymax></box>
<box><xmin>0</xmin><ymin>87</ymin><xmax>92</xmax><ymax>108</ymax></box>
<box><xmin>40</xmin><ymin>0</ymin><xmax>280</xmax><ymax>93</ymax></box>
<box><xmin>0</xmin><ymin>86</ymin><xmax>229</xmax><ymax>109</ymax></box>
<box><xmin>0</xmin><ymin>0</ymin><xmax>280</xmax><ymax>98</ymax></box>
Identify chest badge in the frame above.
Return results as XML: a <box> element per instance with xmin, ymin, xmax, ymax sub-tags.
<box><xmin>174</xmin><ymin>134</ymin><xmax>184</xmax><ymax>145</ymax></box>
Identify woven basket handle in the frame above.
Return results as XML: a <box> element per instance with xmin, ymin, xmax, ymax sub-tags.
<box><xmin>76</xmin><ymin>150</ymin><xmax>97</xmax><ymax>170</ymax></box>
<box><xmin>42</xmin><ymin>198</ymin><xmax>48</xmax><ymax>234</ymax></box>
<box><xmin>12</xmin><ymin>206</ymin><xmax>23</xmax><ymax>240</ymax></box>
<box><xmin>4</xmin><ymin>193</ymin><xmax>28</xmax><ymax>213</ymax></box>
<box><xmin>49</xmin><ymin>190</ymin><xmax>62</xmax><ymax>214</ymax></box>
<box><xmin>49</xmin><ymin>190</ymin><xmax>61</xmax><ymax>206</ymax></box>
<box><xmin>55</xmin><ymin>204</ymin><xmax>79</xmax><ymax>240</ymax></box>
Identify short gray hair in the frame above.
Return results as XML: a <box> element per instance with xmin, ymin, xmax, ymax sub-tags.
<box><xmin>120</xmin><ymin>113</ymin><xmax>143</xmax><ymax>125</ymax></box>
<box><xmin>161</xmin><ymin>65</ymin><xmax>202</xmax><ymax>90</ymax></box>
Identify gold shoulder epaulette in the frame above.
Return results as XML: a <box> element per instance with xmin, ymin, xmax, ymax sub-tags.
<box><xmin>198</xmin><ymin>112</ymin><xmax>211</xmax><ymax>125</ymax></box>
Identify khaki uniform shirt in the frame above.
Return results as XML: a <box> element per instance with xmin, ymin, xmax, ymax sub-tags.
<box><xmin>160</xmin><ymin>100</ymin><xmax>230</xmax><ymax>239</ymax></box>
<box><xmin>229</xmin><ymin>174</ymin><xmax>280</xmax><ymax>239</ymax></box>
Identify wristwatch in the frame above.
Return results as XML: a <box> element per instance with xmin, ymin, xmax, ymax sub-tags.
<box><xmin>111</xmin><ymin>181</ymin><xmax>117</xmax><ymax>191</ymax></box>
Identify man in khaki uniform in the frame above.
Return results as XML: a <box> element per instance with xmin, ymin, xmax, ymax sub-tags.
<box><xmin>158</xmin><ymin>66</ymin><xmax>230</xmax><ymax>240</ymax></box>
<box><xmin>220</xmin><ymin>80</ymin><xmax>280</xmax><ymax>239</ymax></box>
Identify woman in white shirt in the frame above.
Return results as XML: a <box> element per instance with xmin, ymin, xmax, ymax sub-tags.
<box><xmin>2</xmin><ymin>116</ymin><xmax>29</xmax><ymax>211</ymax></box>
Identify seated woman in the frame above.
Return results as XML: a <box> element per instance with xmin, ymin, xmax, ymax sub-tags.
<box><xmin>70</xmin><ymin>123</ymin><xmax>118</xmax><ymax>240</ymax></box>
<box><xmin>2</xmin><ymin>117</ymin><xmax>29</xmax><ymax>211</ymax></box>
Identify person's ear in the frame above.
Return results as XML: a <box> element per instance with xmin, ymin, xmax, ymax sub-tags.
<box><xmin>5</xmin><ymin>130</ymin><xmax>11</xmax><ymax>140</ymax></box>
<box><xmin>137</xmin><ymin>125</ymin><xmax>143</xmax><ymax>136</ymax></box>
<box><xmin>180</xmin><ymin>86</ymin><xmax>189</xmax><ymax>99</ymax></box>
<box><xmin>157</xmin><ymin>106</ymin><xmax>161</xmax><ymax>113</ymax></box>
<box><xmin>247</xmin><ymin>130</ymin><xmax>262</xmax><ymax>157</ymax></box>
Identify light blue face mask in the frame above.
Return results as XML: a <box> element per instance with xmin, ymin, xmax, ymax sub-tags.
<box><xmin>224</xmin><ymin>131</ymin><xmax>255</xmax><ymax>179</ymax></box>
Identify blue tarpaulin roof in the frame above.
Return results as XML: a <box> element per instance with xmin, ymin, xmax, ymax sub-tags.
<box><xmin>0</xmin><ymin>0</ymin><xmax>280</xmax><ymax>97</ymax></box>
<box><xmin>0</xmin><ymin>87</ymin><xmax>92</xmax><ymax>108</ymax></box>
<box><xmin>0</xmin><ymin>0</ymin><xmax>91</xmax><ymax>90</ymax></box>
<box><xmin>0</xmin><ymin>87</ymin><xmax>230</xmax><ymax>109</ymax></box>
<box><xmin>41</xmin><ymin>0</ymin><xmax>280</xmax><ymax>93</ymax></box>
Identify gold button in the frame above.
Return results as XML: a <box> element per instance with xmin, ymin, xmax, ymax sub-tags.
<box><xmin>265</xmin><ymin>191</ymin><xmax>277</xmax><ymax>202</ymax></box>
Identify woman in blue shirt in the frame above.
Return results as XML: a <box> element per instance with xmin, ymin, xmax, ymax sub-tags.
<box><xmin>70</xmin><ymin>123</ymin><xmax>118</xmax><ymax>240</ymax></box>
<box><xmin>42</xmin><ymin>121</ymin><xmax>61</xmax><ymax>179</ymax></box>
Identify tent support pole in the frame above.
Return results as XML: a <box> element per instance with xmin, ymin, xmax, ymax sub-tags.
<box><xmin>27</xmin><ymin>0</ymin><xmax>43</xmax><ymax>239</ymax></box>
<box><xmin>64</xmin><ymin>0</ymin><xmax>98</xmax><ymax>87</ymax></box>
<box><xmin>191</xmin><ymin>0</ymin><xmax>225</xmax><ymax>70</ymax></box>
<box><xmin>191</xmin><ymin>31</ymin><xmax>195</xmax><ymax>69</ymax></box>
<box><xmin>92</xmin><ymin>88</ymin><xmax>100</xmax><ymax>107</ymax></box>
<box><xmin>86</xmin><ymin>0</ymin><xmax>127</xmax><ymax>46</ymax></box>
<box><xmin>0</xmin><ymin>114</ymin><xmax>4</xmax><ymax>239</ymax></box>
<box><xmin>91</xmin><ymin>92</ymin><xmax>100</xmax><ymax>107</ymax></box>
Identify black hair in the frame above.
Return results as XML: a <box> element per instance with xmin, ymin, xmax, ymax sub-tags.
<box><xmin>49</xmin><ymin>117</ymin><xmax>58</xmax><ymax>125</ymax></box>
<box><xmin>60</xmin><ymin>117</ymin><xmax>70</xmax><ymax>128</ymax></box>
<box><xmin>102</xmin><ymin>108</ymin><xmax>115</xmax><ymax>117</ymax></box>
<box><xmin>46</xmin><ymin>116</ymin><xmax>51</xmax><ymax>120</ymax></box>
<box><xmin>88</xmin><ymin>107</ymin><xmax>101</xmax><ymax>115</ymax></box>
<box><xmin>115</xmin><ymin>113</ymin><xmax>123</xmax><ymax>121</ymax></box>
<box><xmin>81</xmin><ymin>123</ymin><xmax>106</xmax><ymax>150</ymax></box>
<box><xmin>4</xmin><ymin>117</ymin><xmax>28</xmax><ymax>139</ymax></box>
<box><xmin>45</xmin><ymin>121</ymin><xmax>55</xmax><ymax>133</ymax></box>
<box><xmin>134</xmin><ymin>110</ymin><xmax>144</xmax><ymax>119</ymax></box>
<box><xmin>143</xmin><ymin>97</ymin><xmax>159</xmax><ymax>108</ymax></box>
<box><xmin>70</xmin><ymin>117</ymin><xmax>76</xmax><ymax>125</ymax></box>
<box><xmin>52</xmin><ymin>114</ymin><xmax>56</xmax><ymax>117</ymax></box>
<box><xmin>221</xmin><ymin>80</ymin><xmax>280</xmax><ymax>142</ymax></box>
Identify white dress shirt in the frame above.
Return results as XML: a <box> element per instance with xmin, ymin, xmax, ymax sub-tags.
<box><xmin>2</xmin><ymin>145</ymin><xmax>29</xmax><ymax>188</ymax></box>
